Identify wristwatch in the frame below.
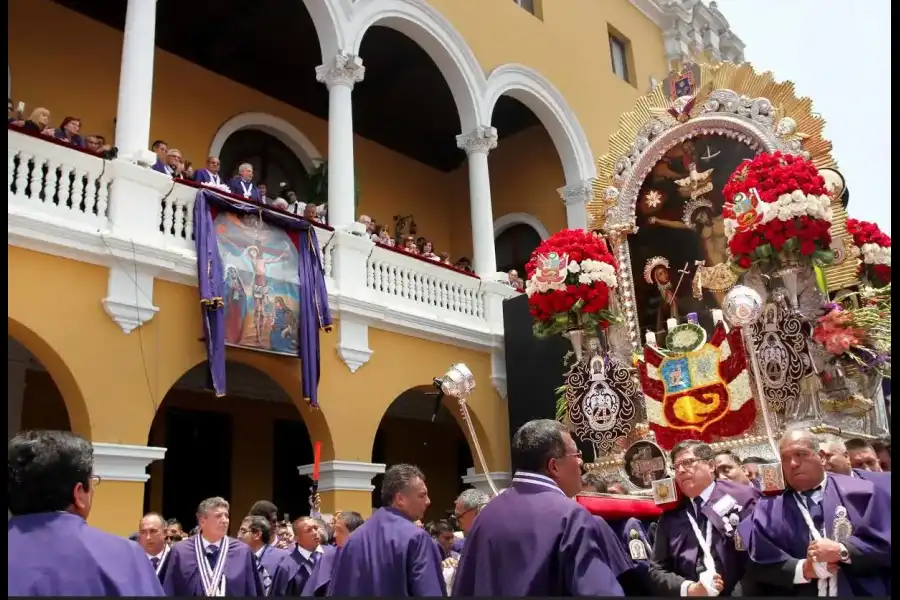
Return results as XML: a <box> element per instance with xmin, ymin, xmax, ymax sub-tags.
<box><xmin>838</xmin><ymin>544</ymin><xmax>851</xmax><ymax>563</ymax></box>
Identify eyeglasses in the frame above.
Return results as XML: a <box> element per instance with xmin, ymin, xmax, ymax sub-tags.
<box><xmin>565</xmin><ymin>451</ymin><xmax>583</xmax><ymax>460</ymax></box>
<box><xmin>453</xmin><ymin>508</ymin><xmax>475</xmax><ymax>520</ymax></box>
<box><xmin>90</xmin><ymin>474</ymin><xmax>102</xmax><ymax>487</ymax></box>
<box><xmin>673</xmin><ymin>457</ymin><xmax>705</xmax><ymax>471</ymax></box>
<box><xmin>237</xmin><ymin>527</ymin><xmax>251</xmax><ymax>535</ymax></box>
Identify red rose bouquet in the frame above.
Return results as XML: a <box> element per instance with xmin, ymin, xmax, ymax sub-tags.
<box><xmin>722</xmin><ymin>152</ymin><xmax>834</xmax><ymax>273</ymax></box>
<box><xmin>846</xmin><ymin>218</ymin><xmax>891</xmax><ymax>287</ymax></box>
<box><xmin>525</xmin><ymin>229</ymin><xmax>619</xmax><ymax>337</ymax></box>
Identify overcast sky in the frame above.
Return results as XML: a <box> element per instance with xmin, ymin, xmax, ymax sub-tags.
<box><xmin>714</xmin><ymin>0</ymin><xmax>891</xmax><ymax>233</ymax></box>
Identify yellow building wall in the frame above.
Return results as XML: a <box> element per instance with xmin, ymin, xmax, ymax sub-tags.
<box><xmin>8</xmin><ymin>245</ymin><xmax>507</xmax><ymax>533</ymax></box>
<box><xmin>8</xmin><ymin>0</ymin><xmax>667</xmax><ymax>261</ymax></box>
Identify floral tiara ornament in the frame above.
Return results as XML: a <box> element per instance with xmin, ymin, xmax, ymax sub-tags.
<box><xmin>681</xmin><ymin>197</ymin><xmax>714</xmax><ymax>228</ymax></box>
<box><xmin>643</xmin><ymin>256</ymin><xmax>671</xmax><ymax>286</ymax></box>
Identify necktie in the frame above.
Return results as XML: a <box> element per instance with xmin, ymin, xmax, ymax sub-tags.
<box><xmin>255</xmin><ymin>556</ymin><xmax>272</xmax><ymax>596</ymax></box>
<box><xmin>151</xmin><ymin>556</ymin><xmax>160</xmax><ymax>570</ymax></box>
<box><xmin>207</xmin><ymin>545</ymin><xmax>220</xmax><ymax>569</ymax></box>
<box><xmin>693</xmin><ymin>497</ymin><xmax>707</xmax><ymax>528</ymax></box>
<box><xmin>801</xmin><ymin>488</ymin><xmax>824</xmax><ymax>531</ymax></box>
<box><xmin>308</xmin><ymin>552</ymin><xmax>319</xmax><ymax>567</ymax></box>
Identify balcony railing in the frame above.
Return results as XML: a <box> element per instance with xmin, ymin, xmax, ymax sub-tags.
<box><xmin>8</xmin><ymin>127</ymin><xmax>516</xmax><ymax>346</ymax></box>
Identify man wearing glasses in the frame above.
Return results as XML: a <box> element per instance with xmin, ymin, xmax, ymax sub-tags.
<box><xmin>648</xmin><ymin>440</ymin><xmax>760</xmax><ymax>597</ymax></box>
<box><xmin>8</xmin><ymin>429</ymin><xmax>165</xmax><ymax>596</ymax></box>
<box><xmin>452</xmin><ymin>419</ymin><xmax>625</xmax><ymax>596</ymax></box>
<box><xmin>451</xmin><ymin>488</ymin><xmax>490</xmax><ymax>554</ymax></box>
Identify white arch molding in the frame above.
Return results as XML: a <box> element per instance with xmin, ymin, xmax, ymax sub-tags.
<box><xmin>493</xmin><ymin>212</ymin><xmax>550</xmax><ymax>241</ymax></box>
<box><xmin>483</xmin><ymin>65</ymin><xmax>596</xmax><ymax>185</ymax></box>
<box><xmin>350</xmin><ymin>0</ymin><xmax>483</xmax><ymax>133</ymax></box>
<box><xmin>208</xmin><ymin>112</ymin><xmax>323</xmax><ymax>173</ymax></box>
<box><xmin>300</xmin><ymin>0</ymin><xmax>352</xmax><ymax>61</ymax></box>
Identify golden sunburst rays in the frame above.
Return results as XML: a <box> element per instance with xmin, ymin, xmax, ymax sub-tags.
<box><xmin>589</xmin><ymin>61</ymin><xmax>837</xmax><ymax>231</ymax></box>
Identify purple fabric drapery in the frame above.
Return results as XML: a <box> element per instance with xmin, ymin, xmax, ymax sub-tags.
<box><xmin>193</xmin><ymin>189</ymin><xmax>333</xmax><ymax>407</ymax></box>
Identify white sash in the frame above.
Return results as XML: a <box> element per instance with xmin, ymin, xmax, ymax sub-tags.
<box><xmin>154</xmin><ymin>545</ymin><xmax>170</xmax><ymax>576</ymax></box>
<box><xmin>685</xmin><ymin>510</ymin><xmax>720</xmax><ymax>597</ymax></box>
<box><xmin>194</xmin><ymin>538</ymin><xmax>229</xmax><ymax>597</ymax></box>
<box><xmin>511</xmin><ymin>472</ymin><xmax>567</xmax><ymax>496</ymax></box>
<box><xmin>792</xmin><ymin>495</ymin><xmax>837</xmax><ymax>597</ymax></box>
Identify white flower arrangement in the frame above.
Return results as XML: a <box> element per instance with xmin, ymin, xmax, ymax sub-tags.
<box><xmin>860</xmin><ymin>243</ymin><xmax>891</xmax><ymax>267</ymax></box>
<box><xmin>524</xmin><ymin>259</ymin><xmax>618</xmax><ymax>297</ymax></box>
<box><xmin>723</xmin><ymin>190</ymin><xmax>833</xmax><ymax>241</ymax></box>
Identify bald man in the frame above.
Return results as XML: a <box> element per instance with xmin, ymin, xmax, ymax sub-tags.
<box><xmin>137</xmin><ymin>513</ymin><xmax>172</xmax><ymax>582</ymax></box>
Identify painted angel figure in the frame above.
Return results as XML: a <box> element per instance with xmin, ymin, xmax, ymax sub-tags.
<box><xmin>675</xmin><ymin>162</ymin><xmax>715</xmax><ymax>194</ymax></box>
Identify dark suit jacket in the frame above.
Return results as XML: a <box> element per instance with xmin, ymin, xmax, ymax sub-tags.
<box><xmin>227</xmin><ymin>177</ymin><xmax>261</xmax><ymax>202</ymax></box>
<box><xmin>193</xmin><ymin>168</ymin><xmax>224</xmax><ymax>186</ymax></box>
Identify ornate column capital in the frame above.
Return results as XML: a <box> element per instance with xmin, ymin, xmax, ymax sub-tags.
<box><xmin>92</xmin><ymin>443</ymin><xmax>167</xmax><ymax>483</ymax></box>
<box><xmin>456</xmin><ymin>126</ymin><xmax>498</xmax><ymax>156</ymax></box>
<box><xmin>297</xmin><ymin>460</ymin><xmax>385</xmax><ymax>492</ymax></box>
<box><xmin>316</xmin><ymin>53</ymin><xmax>365</xmax><ymax>90</ymax></box>
<box><xmin>557</xmin><ymin>179</ymin><xmax>594</xmax><ymax>207</ymax></box>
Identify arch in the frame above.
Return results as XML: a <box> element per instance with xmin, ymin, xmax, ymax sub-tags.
<box><xmin>301</xmin><ymin>0</ymin><xmax>352</xmax><ymax>60</ymax></box>
<box><xmin>7</xmin><ymin>317</ymin><xmax>91</xmax><ymax>439</ymax></box>
<box><xmin>155</xmin><ymin>347</ymin><xmax>334</xmax><ymax>454</ymax></box>
<box><xmin>208</xmin><ymin>112</ymin><xmax>323</xmax><ymax>174</ymax></box>
<box><xmin>493</xmin><ymin>212</ymin><xmax>550</xmax><ymax>240</ymax></box>
<box><xmin>350</xmin><ymin>0</ymin><xmax>483</xmax><ymax>133</ymax></box>
<box><xmin>484</xmin><ymin>64</ymin><xmax>596</xmax><ymax>185</ymax></box>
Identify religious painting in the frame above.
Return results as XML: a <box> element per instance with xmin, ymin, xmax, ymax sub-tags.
<box><xmin>214</xmin><ymin>212</ymin><xmax>301</xmax><ymax>356</ymax></box>
<box><xmin>623</xmin><ymin>440</ymin><xmax>668</xmax><ymax>489</ymax></box>
<box><xmin>628</xmin><ymin>135</ymin><xmax>757</xmax><ymax>336</ymax></box>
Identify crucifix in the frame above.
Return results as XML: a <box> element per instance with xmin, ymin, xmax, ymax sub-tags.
<box><xmin>701</xmin><ymin>145</ymin><xmax>721</xmax><ymax>162</ymax></box>
<box><xmin>631</xmin><ymin>447</ymin><xmax>666</xmax><ymax>485</ymax></box>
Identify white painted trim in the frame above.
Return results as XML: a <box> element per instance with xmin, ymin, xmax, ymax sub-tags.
<box><xmin>483</xmin><ymin>64</ymin><xmax>596</xmax><ymax>185</ymax></box>
<box><xmin>300</xmin><ymin>0</ymin><xmax>352</xmax><ymax>60</ymax></box>
<box><xmin>493</xmin><ymin>212</ymin><xmax>550</xmax><ymax>240</ymax></box>
<box><xmin>92</xmin><ymin>443</ymin><xmax>167</xmax><ymax>483</ymax></box>
<box><xmin>297</xmin><ymin>460</ymin><xmax>386</xmax><ymax>492</ymax></box>
<box><xmin>208</xmin><ymin>112</ymin><xmax>323</xmax><ymax>173</ymax></box>
<box><xmin>349</xmin><ymin>0</ymin><xmax>483</xmax><ymax>133</ymax></box>
<box><xmin>461</xmin><ymin>467</ymin><xmax>512</xmax><ymax>495</ymax></box>
<box><xmin>628</xmin><ymin>0</ymin><xmax>665</xmax><ymax>28</ymax></box>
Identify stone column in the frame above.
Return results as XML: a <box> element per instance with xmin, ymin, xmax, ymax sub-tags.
<box><xmin>297</xmin><ymin>460</ymin><xmax>385</xmax><ymax>517</ymax></box>
<box><xmin>456</xmin><ymin>126</ymin><xmax>499</xmax><ymax>277</ymax></box>
<box><xmin>113</xmin><ymin>0</ymin><xmax>159</xmax><ymax>160</ymax></box>
<box><xmin>90</xmin><ymin>442</ymin><xmax>166</xmax><ymax>535</ymax></box>
<box><xmin>461</xmin><ymin>467</ymin><xmax>512</xmax><ymax>496</ymax></box>
<box><xmin>557</xmin><ymin>179</ymin><xmax>593</xmax><ymax>231</ymax></box>
<box><xmin>316</xmin><ymin>53</ymin><xmax>365</xmax><ymax>231</ymax></box>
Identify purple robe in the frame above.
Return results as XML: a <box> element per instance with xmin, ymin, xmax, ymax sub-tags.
<box><xmin>605</xmin><ymin>517</ymin><xmax>653</xmax><ymax>595</ymax></box>
<box><xmin>8</xmin><ymin>512</ymin><xmax>164</xmax><ymax>596</ymax></box>
<box><xmin>300</xmin><ymin>547</ymin><xmax>338</xmax><ymax>597</ymax></box>
<box><xmin>273</xmin><ymin>545</ymin><xmax>336</xmax><ymax>596</ymax></box>
<box><xmin>451</xmin><ymin>537</ymin><xmax>465</xmax><ymax>554</ymax></box>
<box><xmin>741</xmin><ymin>472</ymin><xmax>891</xmax><ymax>596</ymax></box>
<box><xmin>852</xmin><ymin>468</ymin><xmax>891</xmax><ymax>496</ymax></box>
<box><xmin>161</xmin><ymin>535</ymin><xmax>262</xmax><ymax>596</ymax></box>
<box><xmin>451</xmin><ymin>473</ymin><xmax>624</xmax><ymax>596</ymax></box>
<box><xmin>255</xmin><ymin>544</ymin><xmax>288</xmax><ymax>595</ymax></box>
<box><xmin>648</xmin><ymin>479</ymin><xmax>761</xmax><ymax>596</ymax></box>
<box><xmin>328</xmin><ymin>507</ymin><xmax>445</xmax><ymax>597</ymax></box>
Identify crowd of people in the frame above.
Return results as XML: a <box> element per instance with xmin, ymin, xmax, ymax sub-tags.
<box><xmin>7</xmin><ymin>423</ymin><xmax>891</xmax><ymax>597</ymax></box>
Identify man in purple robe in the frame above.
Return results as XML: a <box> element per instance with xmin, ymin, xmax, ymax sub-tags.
<box><xmin>741</xmin><ymin>456</ymin><xmax>765</xmax><ymax>491</ymax></box>
<box><xmin>648</xmin><ymin>440</ymin><xmax>761</xmax><ymax>597</ymax></box>
<box><xmin>452</xmin><ymin>419</ymin><xmax>624</xmax><ymax>596</ymax></box>
<box><xmin>845</xmin><ymin>438</ymin><xmax>886</xmax><ymax>472</ymax></box>
<box><xmin>161</xmin><ymin>496</ymin><xmax>262</xmax><ymax>596</ymax></box>
<box><xmin>820</xmin><ymin>438</ymin><xmax>891</xmax><ymax>496</ymax></box>
<box><xmin>580</xmin><ymin>472</ymin><xmax>653</xmax><ymax>595</ymax></box>
<box><xmin>237</xmin><ymin>515</ymin><xmax>288</xmax><ymax>596</ymax></box>
<box><xmin>137</xmin><ymin>512</ymin><xmax>172</xmax><ymax>582</ymax></box>
<box><xmin>329</xmin><ymin>463</ymin><xmax>445</xmax><ymax>596</ymax></box>
<box><xmin>741</xmin><ymin>428</ymin><xmax>892</xmax><ymax>596</ymax></box>
<box><xmin>272</xmin><ymin>515</ymin><xmax>336</xmax><ymax>594</ymax></box>
<box><xmin>7</xmin><ymin>430</ymin><xmax>165</xmax><ymax>596</ymax></box>
<box><xmin>296</xmin><ymin>511</ymin><xmax>364</xmax><ymax>597</ymax></box>
<box><xmin>450</xmin><ymin>489</ymin><xmax>490</xmax><ymax>556</ymax></box>
<box><xmin>714</xmin><ymin>450</ymin><xmax>753</xmax><ymax>486</ymax></box>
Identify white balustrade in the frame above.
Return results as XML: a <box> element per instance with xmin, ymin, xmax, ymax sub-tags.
<box><xmin>8</xmin><ymin>129</ymin><xmax>110</xmax><ymax>229</ymax></box>
<box><xmin>8</xmin><ymin>130</ymin><xmax>511</xmax><ymax>338</ymax></box>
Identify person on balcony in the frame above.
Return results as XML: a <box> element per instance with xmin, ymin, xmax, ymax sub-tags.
<box><xmin>21</xmin><ymin>107</ymin><xmax>55</xmax><ymax>137</ymax></box>
<box><xmin>51</xmin><ymin>116</ymin><xmax>86</xmax><ymax>148</ymax></box>
<box><xmin>194</xmin><ymin>156</ymin><xmax>224</xmax><ymax>187</ymax></box>
<box><xmin>228</xmin><ymin>163</ymin><xmax>261</xmax><ymax>202</ymax></box>
<box><xmin>150</xmin><ymin>140</ymin><xmax>171</xmax><ymax>175</ymax></box>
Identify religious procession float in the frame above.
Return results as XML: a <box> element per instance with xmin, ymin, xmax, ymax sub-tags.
<box><xmin>522</xmin><ymin>59</ymin><xmax>891</xmax><ymax>519</ymax></box>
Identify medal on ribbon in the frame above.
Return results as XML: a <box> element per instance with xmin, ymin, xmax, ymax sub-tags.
<box><xmin>193</xmin><ymin>538</ymin><xmax>229</xmax><ymax>597</ymax></box>
<box><xmin>628</xmin><ymin>529</ymin><xmax>648</xmax><ymax>560</ymax></box>
<box><xmin>832</xmin><ymin>505</ymin><xmax>853</xmax><ymax>543</ymax></box>
<box><xmin>733</xmin><ymin>529</ymin><xmax>745</xmax><ymax>551</ymax></box>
